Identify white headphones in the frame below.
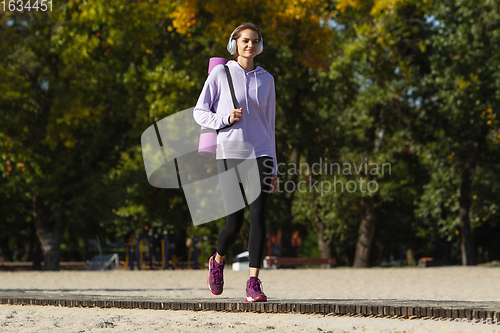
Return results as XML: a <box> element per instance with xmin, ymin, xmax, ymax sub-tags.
<box><xmin>227</xmin><ymin>25</ymin><xmax>264</xmax><ymax>56</ymax></box>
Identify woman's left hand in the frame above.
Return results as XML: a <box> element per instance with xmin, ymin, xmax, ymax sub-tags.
<box><xmin>269</xmin><ymin>174</ymin><xmax>278</xmax><ymax>194</ymax></box>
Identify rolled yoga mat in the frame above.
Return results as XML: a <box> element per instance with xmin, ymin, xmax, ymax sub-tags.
<box><xmin>198</xmin><ymin>57</ymin><xmax>230</xmax><ymax>156</ymax></box>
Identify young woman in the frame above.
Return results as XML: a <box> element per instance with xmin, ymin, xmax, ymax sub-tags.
<box><xmin>193</xmin><ymin>22</ymin><xmax>278</xmax><ymax>302</ymax></box>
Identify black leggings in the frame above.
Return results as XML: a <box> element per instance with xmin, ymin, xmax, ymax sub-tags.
<box><xmin>216</xmin><ymin>156</ymin><xmax>273</xmax><ymax>268</ymax></box>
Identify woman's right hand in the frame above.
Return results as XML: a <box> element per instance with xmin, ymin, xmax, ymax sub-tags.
<box><xmin>229</xmin><ymin>107</ymin><xmax>242</xmax><ymax>124</ymax></box>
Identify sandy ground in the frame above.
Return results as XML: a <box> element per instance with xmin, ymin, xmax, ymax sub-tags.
<box><xmin>2</xmin><ymin>305</ymin><xmax>500</xmax><ymax>332</ymax></box>
<box><xmin>1</xmin><ymin>266</ymin><xmax>500</xmax><ymax>332</ymax></box>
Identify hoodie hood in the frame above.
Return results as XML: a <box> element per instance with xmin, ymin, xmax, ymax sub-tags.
<box><xmin>226</xmin><ymin>60</ymin><xmax>268</xmax><ymax>113</ymax></box>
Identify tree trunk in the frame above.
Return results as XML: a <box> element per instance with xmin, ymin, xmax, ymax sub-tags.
<box><xmin>353</xmin><ymin>201</ymin><xmax>376</xmax><ymax>268</ymax></box>
<box><xmin>315</xmin><ymin>213</ymin><xmax>331</xmax><ymax>268</ymax></box>
<box><xmin>32</xmin><ymin>240</ymin><xmax>43</xmax><ymax>270</ymax></box>
<box><xmin>458</xmin><ymin>123</ymin><xmax>489</xmax><ymax>266</ymax></box>
<box><xmin>406</xmin><ymin>248</ymin><xmax>415</xmax><ymax>266</ymax></box>
<box><xmin>459</xmin><ymin>146</ymin><xmax>479</xmax><ymax>266</ymax></box>
<box><xmin>0</xmin><ymin>236</ymin><xmax>12</xmax><ymax>262</ymax></box>
<box><xmin>33</xmin><ymin>196</ymin><xmax>62</xmax><ymax>271</ymax></box>
<box><xmin>21</xmin><ymin>221</ymin><xmax>37</xmax><ymax>262</ymax></box>
<box><xmin>279</xmin><ymin>148</ymin><xmax>301</xmax><ymax>257</ymax></box>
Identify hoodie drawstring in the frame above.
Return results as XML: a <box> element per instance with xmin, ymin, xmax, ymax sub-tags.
<box><xmin>255</xmin><ymin>71</ymin><xmax>259</xmax><ymax>108</ymax></box>
<box><xmin>244</xmin><ymin>74</ymin><xmax>249</xmax><ymax>114</ymax></box>
<box><xmin>231</xmin><ymin>61</ymin><xmax>260</xmax><ymax>113</ymax></box>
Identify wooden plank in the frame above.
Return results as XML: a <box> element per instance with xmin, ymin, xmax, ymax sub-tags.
<box><xmin>245</xmin><ymin>303</ymin><xmax>251</xmax><ymax>311</ymax></box>
<box><xmin>472</xmin><ymin>310</ymin><xmax>478</xmax><ymax>320</ymax></box>
<box><xmin>395</xmin><ymin>306</ymin><xmax>401</xmax><ymax>316</ymax></box>
<box><xmin>478</xmin><ymin>310</ymin><xmax>486</xmax><ymax>320</ymax></box>
<box><xmin>383</xmin><ymin>306</ymin><xmax>389</xmax><ymax>316</ymax></box>
<box><xmin>250</xmin><ymin>303</ymin><xmax>256</xmax><ymax>311</ymax></box>
<box><xmin>486</xmin><ymin>311</ymin><xmax>493</xmax><ymax>320</ymax></box>
<box><xmin>401</xmin><ymin>307</ymin><xmax>407</xmax><ymax>317</ymax></box>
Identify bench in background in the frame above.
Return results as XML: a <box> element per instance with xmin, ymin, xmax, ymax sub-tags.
<box><xmin>263</xmin><ymin>256</ymin><xmax>336</xmax><ymax>269</ymax></box>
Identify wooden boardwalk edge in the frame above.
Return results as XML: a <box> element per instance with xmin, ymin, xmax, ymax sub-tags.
<box><xmin>1</xmin><ymin>297</ymin><xmax>499</xmax><ymax>321</ymax></box>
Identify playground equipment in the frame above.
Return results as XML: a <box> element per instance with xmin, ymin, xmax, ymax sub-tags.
<box><xmin>125</xmin><ymin>234</ymin><xmax>204</xmax><ymax>270</ymax></box>
<box><xmin>187</xmin><ymin>236</ymin><xmax>204</xmax><ymax>269</ymax></box>
<box><xmin>125</xmin><ymin>234</ymin><xmax>171</xmax><ymax>270</ymax></box>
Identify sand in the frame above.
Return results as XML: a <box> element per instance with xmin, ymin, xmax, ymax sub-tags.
<box><xmin>1</xmin><ymin>266</ymin><xmax>500</xmax><ymax>332</ymax></box>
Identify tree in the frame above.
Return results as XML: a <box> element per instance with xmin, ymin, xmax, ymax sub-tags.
<box><xmin>311</xmin><ymin>0</ymin><xmax>434</xmax><ymax>267</ymax></box>
<box><xmin>0</xmin><ymin>1</ymin><xmax>184</xmax><ymax>269</ymax></box>
<box><xmin>415</xmin><ymin>0</ymin><xmax>500</xmax><ymax>265</ymax></box>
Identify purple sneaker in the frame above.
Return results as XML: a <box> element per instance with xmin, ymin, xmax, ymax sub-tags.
<box><xmin>245</xmin><ymin>276</ymin><xmax>267</xmax><ymax>302</ymax></box>
<box><xmin>207</xmin><ymin>254</ymin><xmax>224</xmax><ymax>295</ymax></box>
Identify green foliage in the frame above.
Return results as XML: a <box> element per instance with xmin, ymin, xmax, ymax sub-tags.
<box><xmin>414</xmin><ymin>0</ymin><xmax>500</xmax><ymax>245</ymax></box>
<box><xmin>1</xmin><ymin>0</ymin><xmax>499</xmax><ymax>266</ymax></box>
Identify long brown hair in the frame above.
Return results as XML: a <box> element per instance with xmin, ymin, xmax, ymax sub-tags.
<box><xmin>230</xmin><ymin>22</ymin><xmax>263</xmax><ymax>61</ymax></box>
